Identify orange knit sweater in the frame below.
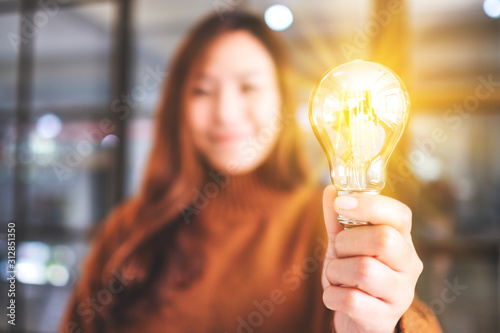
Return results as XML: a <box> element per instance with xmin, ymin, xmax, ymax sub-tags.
<box><xmin>60</xmin><ymin>172</ymin><xmax>442</xmax><ymax>333</ymax></box>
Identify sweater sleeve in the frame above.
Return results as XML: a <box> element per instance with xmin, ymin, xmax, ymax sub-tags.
<box><xmin>308</xmin><ymin>188</ymin><xmax>443</xmax><ymax>333</ymax></box>
<box><xmin>397</xmin><ymin>297</ymin><xmax>443</xmax><ymax>333</ymax></box>
<box><xmin>58</xmin><ymin>219</ymin><xmax>113</xmax><ymax>333</ymax></box>
<box><xmin>325</xmin><ymin>297</ymin><xmax>442</xmax><ymax>333</ymax></box>
<box><xmin>59</xmin><ymin>201</ymin><xmax>135</xmax><ymax>333</ymax></box>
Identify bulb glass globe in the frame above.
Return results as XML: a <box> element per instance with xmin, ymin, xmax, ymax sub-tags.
<box><xmin>309</xmin><ymin>60</ymin><xmax>410</xmax><ymax>228</ymax></box>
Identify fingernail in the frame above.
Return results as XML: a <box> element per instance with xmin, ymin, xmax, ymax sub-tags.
<box><xmin>335</xmin><ymin>196</ymin><xmax>358</xmax><ymax>210</ymax></box>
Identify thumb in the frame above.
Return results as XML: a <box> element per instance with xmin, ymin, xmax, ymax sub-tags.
<box><xmin>323</xmin><ymin>185</ymin><xmax>343</xmax><ymax>256</ymax></box>
<box><xmin>321</xmin><ymin>185</ymin><xmax>342</xmax><ymax>289</ymax></box>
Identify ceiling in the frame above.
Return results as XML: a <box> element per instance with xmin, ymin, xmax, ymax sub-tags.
<box><xmin>0</xmin><ymin>0</ymin><xmax>498</xmax><ymax>112</ymax></box>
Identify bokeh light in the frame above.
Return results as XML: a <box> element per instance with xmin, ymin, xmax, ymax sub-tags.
<box><xmin>11</xmin><ymin>242</ymin><xmax>74</xmax><ymax>286</ymax></box>
<box><xmin>36</xmin><ymin>113</ymin><xmax>62</xmax><ymax>139</ymax></box>
<box><xmin>53</xmin><ymin>245</ymin><xmax>77</xmax><ymax>267</ymax></box>
<box><xmin>17</xmin><ymin>261</ymin><xmax>47</xmax><ymax>285</ymax></box>
<box><xmin>264</xmin><ymin>4</ymin><xmax>293</xmax><ymax>31</ymax></box>
<box><xmin>100</xmin><ymin>134</ymin><xmax>120</xmax><ymax>148</ymax></box>
<box><xmin>484</xmin><ymin>0</ymin><xmax>500</xmax><ymax>18</ymax></box>
<box><xmin>18</xmin><ymin>241</ymin><xmax>51</xmax><ymax>263</ymax></box>
<box><xmin>46</xmin><ymin>264</ymin><xmax>70</xmax><ymax>286</ymax></box>
<box><xmin>411</xmin><ymin>156</ymin><xmax>443</xmax><ymax>183</ymax></box>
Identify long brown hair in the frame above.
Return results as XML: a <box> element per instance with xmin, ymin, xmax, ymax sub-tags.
<box><xmin>89</xmin><ymin>10</ymin><xmax>307</xmax><ymax>326</ymax></box>
<box><xmin>141</xmin><ymin>10</ymin><xmax>306</xmax><ymax>205</ymax></box>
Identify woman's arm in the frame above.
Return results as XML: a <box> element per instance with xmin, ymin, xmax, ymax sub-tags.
<box><xmin>59</xmin><ymin>202</ymin><xmax>135</xmax><ymax>333</ymax></box>
<box><xmin>321</xmin><ymin>185</ymin><xmax>443</xmax><ymax>333</ymax></box>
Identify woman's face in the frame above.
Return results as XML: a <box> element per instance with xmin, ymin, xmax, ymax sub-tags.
<box><xmin>184</xmin><ymin>30</ymin><xmax>281</xmax><ymax>175</ymax></box>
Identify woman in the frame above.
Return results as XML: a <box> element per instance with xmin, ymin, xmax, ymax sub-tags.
<box><xmin>61</xmin><ymin>11</ymin><xmax>442</xmax><ymax>333</ymax></box>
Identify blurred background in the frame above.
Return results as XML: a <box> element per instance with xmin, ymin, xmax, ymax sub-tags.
<box><xmin>0</xmin><ymin>0</ymin><xmax>499</xmax><ymax>332</ymax></box>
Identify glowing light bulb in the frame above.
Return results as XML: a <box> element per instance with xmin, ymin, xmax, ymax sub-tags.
<box><xmin>309</xmin><ymin>60</ymin><xmax>410</xmax><ymax>228</ymax></box>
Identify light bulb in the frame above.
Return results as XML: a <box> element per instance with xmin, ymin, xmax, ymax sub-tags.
<box><xmin>309</xmin><ymin>60</ymin><xmax>410</xmax><ymax>229</ymax></box>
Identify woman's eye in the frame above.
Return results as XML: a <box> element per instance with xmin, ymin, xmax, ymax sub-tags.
<box><xmin>193</xmin><ymin>88</ymin><xmax>211</xmax><ymax>96</ymax></box>
<box><xmin>241</xmin><ymin>84</ymin><xmax>259</xmax><ymax>93</ymax></box>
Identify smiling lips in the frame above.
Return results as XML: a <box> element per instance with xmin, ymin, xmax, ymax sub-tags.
<box><xmin>210</xmin><ymin>132</ymin><xmax>251</xmax><ymax>145</ymax></box>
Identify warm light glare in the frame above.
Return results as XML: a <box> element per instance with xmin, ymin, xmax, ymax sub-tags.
<box><xmin>484</xmin><ymin>0</ymin><xmax>500</xmax><ymax>18</ymax></box>
<box><xmin>309</xmin><ymin>60</ymin><xmax>410</xmax><ymax>228</ymax></box>
<box><xmin>264</xmin><ymin>5</ymin><xmax>293</xmax><ymax>31</ymax></box>
<box><xmin>412</xmin><ymin>156</ymin><xmax>442</xmax><ymax>182</ymax></box>
<box><xmin>296</xmin><ymin>104</ymin><xmax>311</xmax><ymax>131</ymax></box>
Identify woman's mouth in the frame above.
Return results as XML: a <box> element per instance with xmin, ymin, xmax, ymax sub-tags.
<box><xmin>210</xmin><ymin>132</ymin><xmax>251</xmax><ymax>146</ymax></box>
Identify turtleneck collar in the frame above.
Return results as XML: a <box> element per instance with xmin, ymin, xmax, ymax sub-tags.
<box><xmin>192</xmin><ymin>168</ymin><xmax>307</xmax><ymax>220</ymax></box>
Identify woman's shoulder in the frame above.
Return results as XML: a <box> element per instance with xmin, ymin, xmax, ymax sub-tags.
<box><xmin>291</xmin><ymin>180</ymin><xmax>325</xmax><ymax>208</ymax></box>
<box><xmin>279</xmin><ymin>180</ymin><xmax>326</xmax><ymax>227</ymax></box>
<box><xmin>94</xmin><ymin>196</ymin><xmax>140</xmax><ymax>243</ymax></box>
<box><xmin>82</xmin><ymin>197</ymin><xmax>140</xmax><ymax>276</ymax></box>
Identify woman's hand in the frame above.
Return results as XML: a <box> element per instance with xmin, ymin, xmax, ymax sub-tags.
<box><xmin>321</xmin><ymin>185</ymin><xmax>423</xmax><ymax>333</ymax></box>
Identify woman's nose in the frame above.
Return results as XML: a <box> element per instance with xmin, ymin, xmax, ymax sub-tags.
<box><xmin>214</xmin><ymin>84</ymin><xmax>245</xmax><ymax>125</ymax></box>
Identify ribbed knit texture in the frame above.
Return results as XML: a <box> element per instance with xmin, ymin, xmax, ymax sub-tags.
<box><xmin>60</xmin><ymin>172</ymin><xmax>443</xmax><ymax>333</ymax></box>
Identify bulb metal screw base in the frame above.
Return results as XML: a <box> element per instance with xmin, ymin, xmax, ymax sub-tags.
<box><xmin>337</xmin><ymin>215</ymin><xmax>370</xmax><ymax>230</ymax></box>
<box><xmin>336</xmin><ymin>190</ymin><xmax>378</xmax><ymax>230</ymax></box>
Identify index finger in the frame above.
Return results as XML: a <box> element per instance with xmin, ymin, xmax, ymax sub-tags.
<box><xmin>334</xmin><ymin>194</ymin><xmax>413</xmax><ymax>242</ymax></box>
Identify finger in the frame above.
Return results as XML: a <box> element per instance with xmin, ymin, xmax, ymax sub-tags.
<box><xmin>323</xmin><ymin>285</ymin><xmax>394</xmax><ymax>327</ymax></box>
<box><xmin>322</xmin><ymin>186</ymin><xmax>342</xmax><ymax>289</ymax></box>
<box><xmin>323</xmin><ymin>185</ymin><xmax>342</xmax><ymax>238</ymax></box>
<box><xmin>325</xmin><ymin>256</ymin><xmax>402</xmax><ymax>303</ymax></box>
<box><xmin>334</xmin><ymin>225</ymin><xmax>418</xmax><ymax>273</ymax></box>
<box><xmin>334</xmin><ymin>194</ymin><xmax>413</xmax><ymax>241</ymax></box>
